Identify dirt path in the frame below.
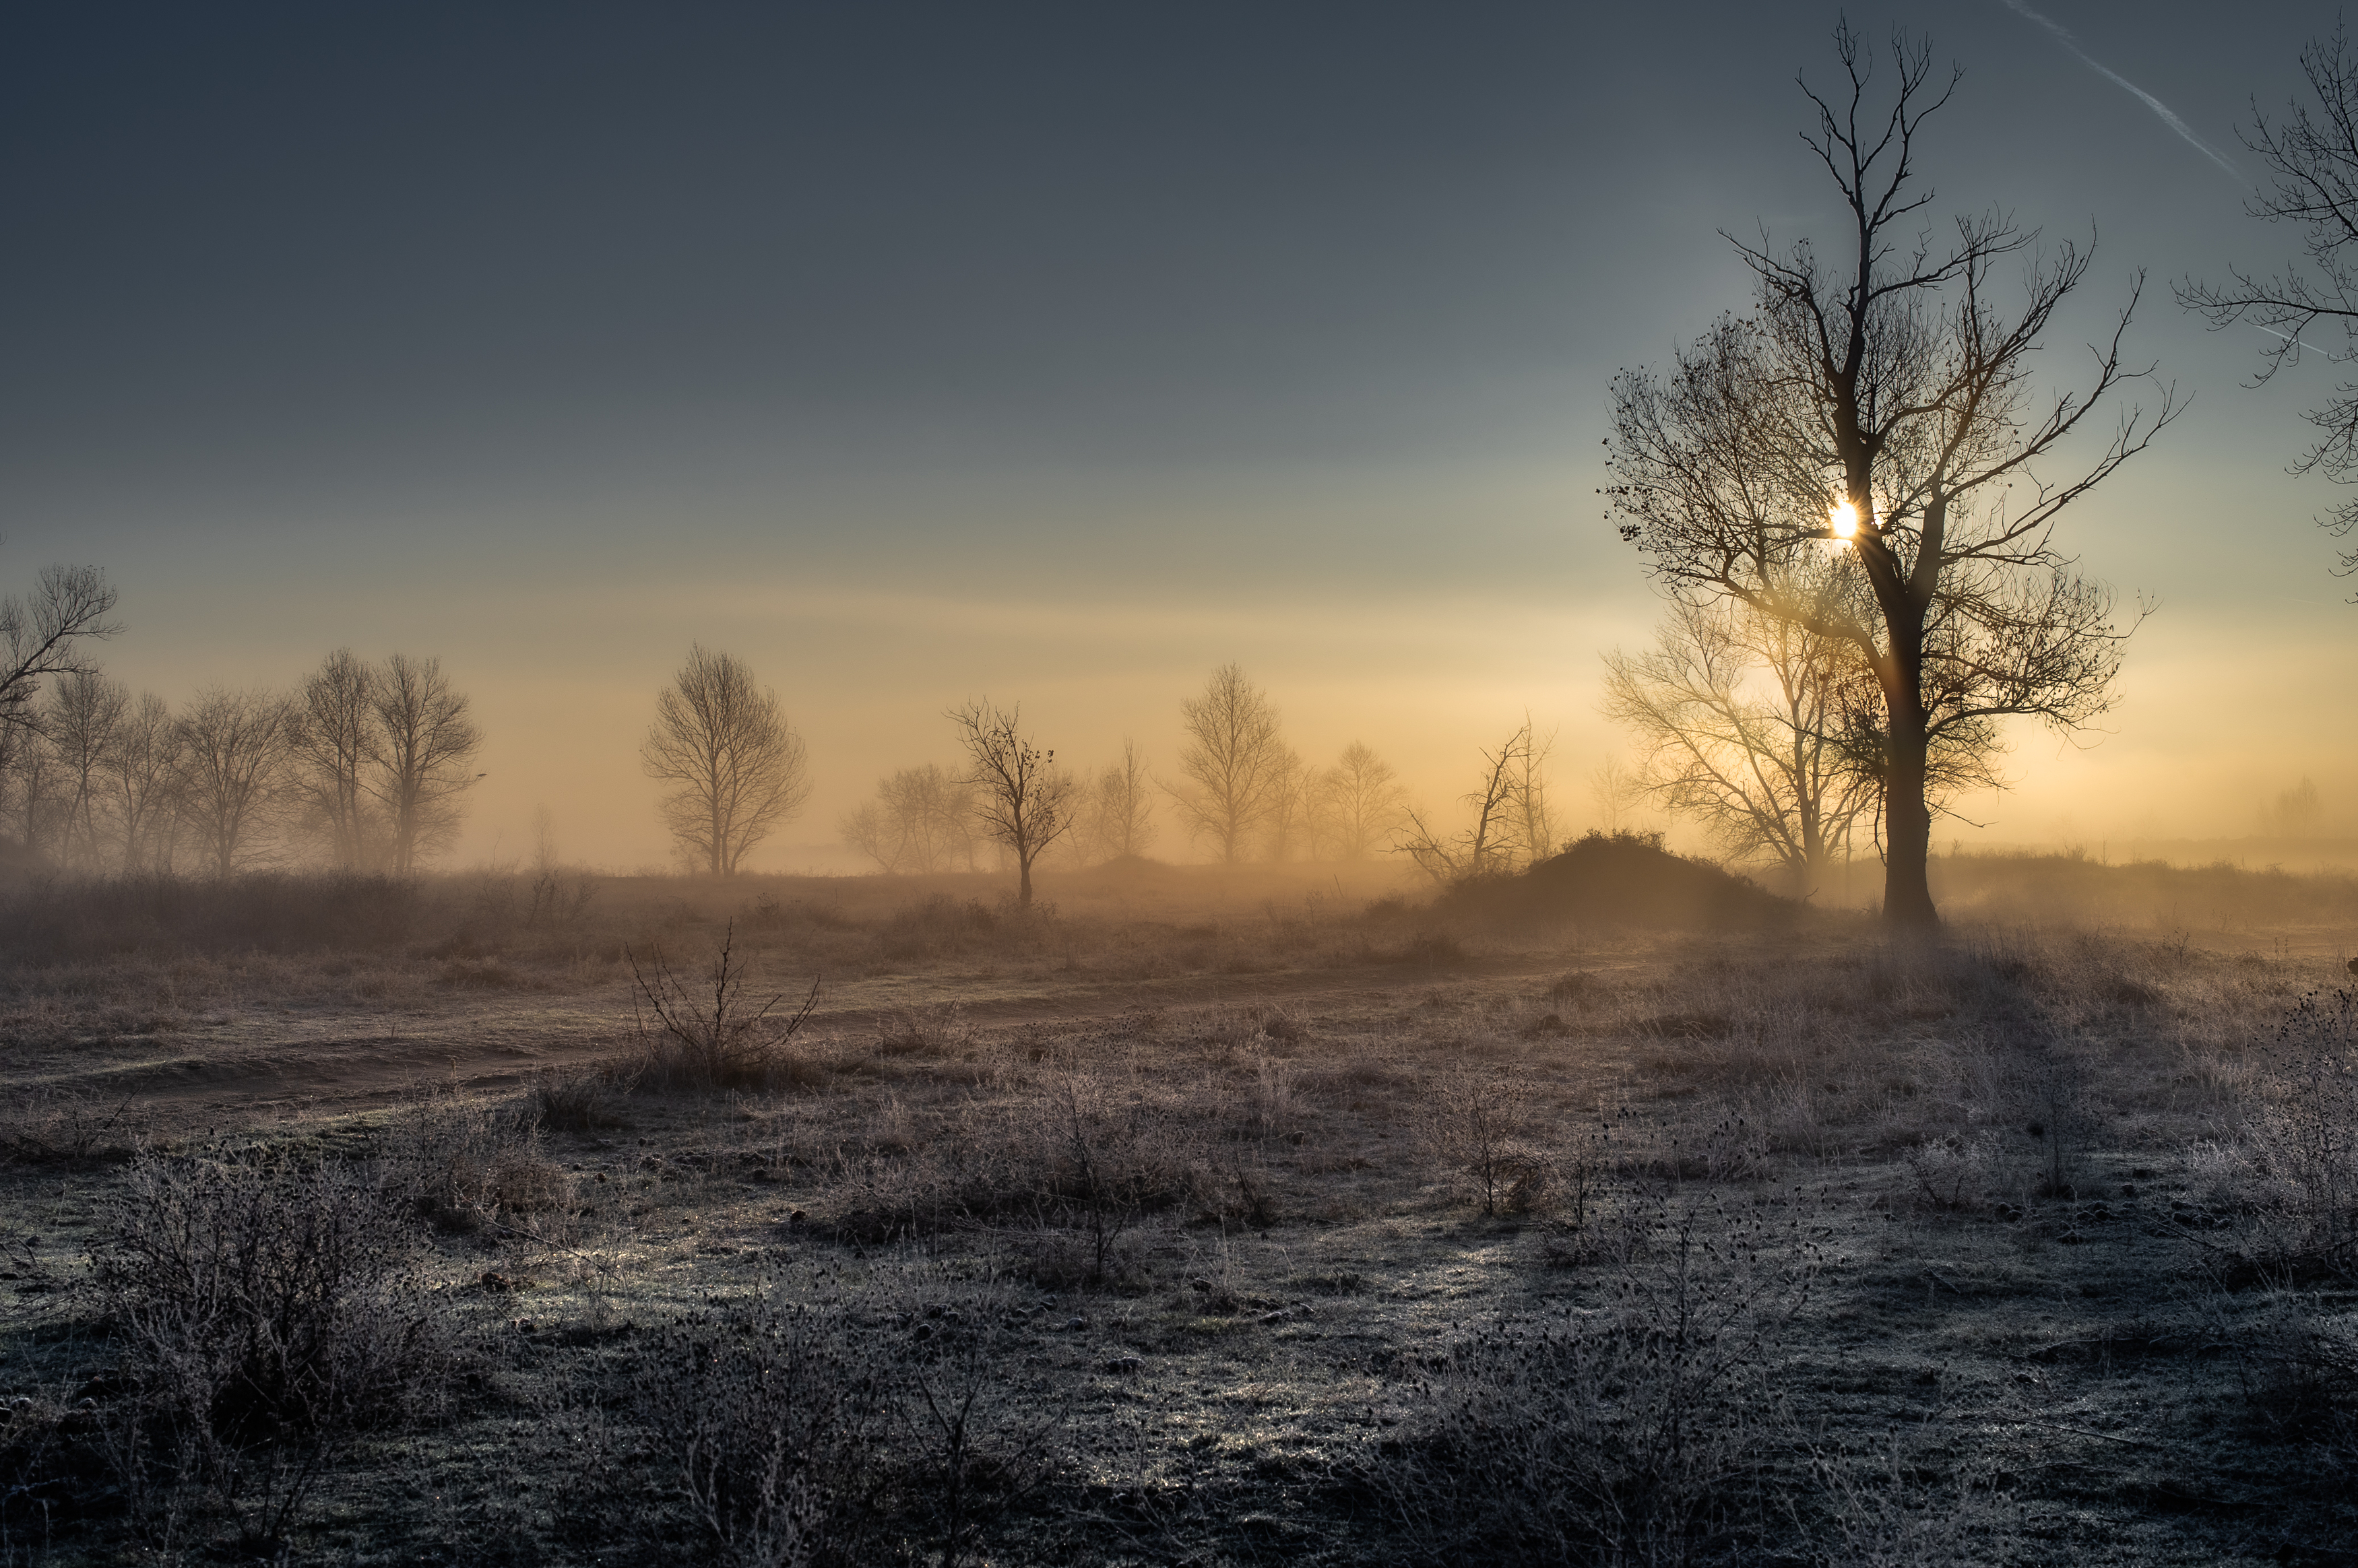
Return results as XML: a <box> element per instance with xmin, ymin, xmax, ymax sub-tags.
<box><xmin>24</xmin><ymin>953</ymin><xmax>1597</xmax><ymax>1130</ymax></box>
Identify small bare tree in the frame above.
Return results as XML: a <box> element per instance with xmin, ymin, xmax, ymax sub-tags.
<box><xmin>643</xmin><ymin>647</ymin><xmax>810</xmax><ymax>876</ymax></box>
<box><xmin>1605</xmin><ymin>598</ymin><xmax>1886</xmax><ymax>889</ymax></box>
<box><xmin>1589</xmin><ymin>757</ymin><xmax>1649</xmax><ymax>835</ymax></box>
<box><xmin>0</xmin><ymin>564</ymin><xmax>119</xmax><ymax>740</ymax></box>
<box><xmin>1167</xmin><ymin>663</ymin><xmax>1287</xmax><ymax>863</ymax></box>
<box><xmin>1399</xmin><ymin>722</ymin><xmax>1540</xmax><ymax>884</ymax></box>
<box><xmin>2178</xmin><ymin>22</ymin><xmax>2358</xmax><ymax>583</ymax></box>
<box><xmin>1312</xmin><ymin>741</ymin><xmax>1409</xmax><ymax>859</ymax></box>
<box><xmin>364</xmin><ymin>655</ymin><xmax>483</xmax><ymax>876</ymax></box>
<box><xmin>175</xmin><ymin>688</ymin><xmax>294</xmax><ymax>877</ymax></box>
<box><xmin>1504</xmin><ymin>715</ymin><xmax>1560</xmax><ymax>867</ymax></box>
<box><xmin>104</xmin><ymin>693</ymin><xmax>183</xmax><ymax>871</ymax></box>
<box><xmin>45</xmin><ymin>670</ymin><xmax>127</xmax><ymax>870</ymax></box>
<box><xmin>1261</xmin><ymin>745</ymin><xmax>1310</xmax><ymax>862</ymax></box>
<box><xmin>1087</xmin><ymin>737</ymin><xmax>1156</xmax><ymax>861</ymax></box>
<box><xmin>841</xmin><ymin>764</ymin><xmax>978</xmax><ymax>874</ymax></box>
<box><xmin>948</xmin><ymin>698</ymin><xmax>1072</xmax><ymax>907</ymax></box>
<box><xmin>289</xmin><ymin>649</ymin><xmax>379</xmax><ymax>870</ymax></box>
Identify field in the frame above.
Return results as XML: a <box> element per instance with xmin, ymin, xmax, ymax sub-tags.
<box><xmin>3</xmin><ymin>851</ymin><xmax>2356</xmax><ymax>1567</ymax></box>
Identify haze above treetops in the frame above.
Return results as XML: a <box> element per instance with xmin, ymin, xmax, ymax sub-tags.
<box><xmin>5</xmin><ymin>5</ymin><xmax>2354</xmax><ymax>874</ymax></box>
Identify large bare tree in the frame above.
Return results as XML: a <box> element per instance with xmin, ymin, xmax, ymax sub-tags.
<box><xmin>643</xmin><ymin>646</ymin><xmax>809</xmax><ymax>876</ymax></box>
<box><xmin>0</xmin><ymin>564</ymin><xmax>118</xmax><ymax>740</ymax></box>
<box><xmin>2179</xmin><ymin>22</ymin><xmax>2358</xmax><ymax>583</ymax></box>
<box><xmin>948</xmin><ymin>698</ymin><xmax>1073</xmax><ymax>905</ymax></box>
<box><xmin>1608</xmin><ymin>26</ymin><xmax>2171</xmax><ymax>929</ymax></box>
<box><xmin>176</xmin><ymin>687</ymin><xmax>294</xmax><ymax>877</ymax></box>
<box><xmin>1167</xmin><ymin>663</ymin><xmax>1287</xmax><ymax>863</ymax></box>
<box><xmin>290</xmin><ymin>649</ymin><xmax>380</xmax><ymax>870</ymax></box>
<box><xmin>366</xmin><ymin>654</ymin><xmax>483</xmax><ymax>875</ymax></box>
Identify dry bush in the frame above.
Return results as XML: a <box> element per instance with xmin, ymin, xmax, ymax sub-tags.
<box><xmin>2219</xmin><ymin>987</ymin><xmax>2358</xmax><ymax>1279</ymax></box>
<box><xmin>90</xmin><ymin>1151</ymin><xmax>455</xmax><ymax>1551</ymax></box>
<box><xmin>525</xmin><ymin>1064</ymin><xmax>636</xmax><ymax>1132</ymax></box>
<box><xmin>2223</xmin><ymin>1291</ymin><xmax>2358</xmax><ymax>1459</ymax></box>
<box><xmin>1417</xmin><ymin>1064</ymin><xmax>1554</xmax><ymax>1216</ymax></box>
<box><xmin>1372</xmin><ymin>1194</ymin><xmax>1816</xmax><ymax>1565</ymax></box>
<box><xmin>1791</xmin><ymin>1431</ymin><xmax>2022</xmax><ymax>1567</ymax></box>
<box><xmin>873</xmin><ymin>1004</ymin><xmax>977</xmax><ymax>1058</ymax></box>
<box><xmin>373</xmin><ymin>1090</ymin><xmax>570</xmax><ymax>1235</ymax></box>
<box><xmin>0</xmin><ymin>1086</ymin><xmax>137</xmax><ymax>1167</ymax></box>
<box><xmin>629</xmin><ymin>921</ymin><xmax>821</xmax><ymax>1092</ymax></box>
<box><xmin>1904</xmin><ymin>1131</ymin><xmax>2000</xmax><ymax>1212</ymax></box>
<box><xmin>830</xmin><ymin>1064</ymin><xmax>1220</xmax><ymax>1283</ymax></box>
<box><xmin>634</xmin><ymin>1297</ymin><xmax>898</xmax><ymax>1568</ymax></box>
<box><xmin>633</xmin><ymin>1270</ymin><xmax>1062</xmax><ymax>1568</ymax></box>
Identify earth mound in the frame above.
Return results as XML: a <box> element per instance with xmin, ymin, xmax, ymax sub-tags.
<box><xmin>1438</xmin><ymin>830</ymin><xmax>1799</xmax><ymax>931</ymax></box>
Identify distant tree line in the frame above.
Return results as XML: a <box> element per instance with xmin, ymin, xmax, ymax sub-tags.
<box><xmin>830</xmin><ymin>661</ymin><xmax>1425</xmax><ymax>882</ymax></box>
<box><xmin>3</xmin><ymin>640</ymin><xmax>486</xmax><ymax>878</ymax></box>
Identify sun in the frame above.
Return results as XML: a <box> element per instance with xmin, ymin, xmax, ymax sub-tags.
<box><xmin>1828</xmin><ymin>498</ymin><xmax>1859</xmax><ymax>540</ymax></box>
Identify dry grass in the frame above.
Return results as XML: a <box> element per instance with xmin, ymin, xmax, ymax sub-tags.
<box><xmin>4</xmin><ymin>881</ymin><xmax>2358</xmax><ymax>1563</ymax></box>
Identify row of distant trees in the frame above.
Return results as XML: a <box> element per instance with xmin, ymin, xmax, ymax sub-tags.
<box><xmin>1</xmin><ymin>632</ymin><xmax>484</xmax><ymax>878</ymax></box>
<box><xmin>639</xmin><ymin>651</ymin><xmax>1436</xmax><ymax>897</ymax></box>
<box><xmin>836</xmin><ymin>667</ymin><xmax>1418</xmax><ymax>876</ymax></box>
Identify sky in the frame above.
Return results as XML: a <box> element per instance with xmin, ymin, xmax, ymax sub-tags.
<box><xmin>4</xmin><ymin>1</ymin><xmax>2354</xmax><ymax>870</ymax></box>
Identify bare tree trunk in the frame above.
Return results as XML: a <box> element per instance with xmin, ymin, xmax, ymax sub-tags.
<box><xmin>1879</xmin><ymin>675</ymin><xmax>1938</xmax><ymax>930</ymax></box>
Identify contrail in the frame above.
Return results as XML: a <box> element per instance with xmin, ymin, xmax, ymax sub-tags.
<box><xmin>1998</xmin><ymin>0</ymin><xmax>2241</xmax><ymax>181</ymax></box>
<box><xmin>2254</xmin><ymin>323</ymin><xmax>2349</xmax><ymax>361</ymax></box>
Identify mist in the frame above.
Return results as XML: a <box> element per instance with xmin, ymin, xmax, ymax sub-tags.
<box><xmin>8</xmin><ymin>6</ymin><xmax>2358</xmax><ymax>1565</ymax></box>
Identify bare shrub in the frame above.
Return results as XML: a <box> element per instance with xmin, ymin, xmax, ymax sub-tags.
<box><xmin>1417</xmin><ymin>1065</ymin><xmax>1552</xmax><ymax>1216</ymax></box>
<box><xmin>1905</xmin><ymin>1131</ymin><xmax>1998</xmax><ymax>1212</ymax></box>
<box><xmin>634</xmin><ymin>1297</ymin><xmax>897</xmax><ymax>1568</ymax></box>
<box><xmin>874</xmin><ymin>1004</ymin><xmax>976</xmax><ymax>1058</ymax></box>
<box><xmin>2223</xmin><ymin>987</ymin><xmax>2358</xmax><ymax>1279</ymax></box>
<box><xmin>526</xmin><ymin>1064</ymin><xmax>635</xmax><ymax>1132</ymax></box>
<box><xmin>1023</xmin><ymin>1066</ymin><xmax>1211</xmax><ymax>1282</ymax></box>
<box><xmin>629</xmin><ymin>921</ymin><xmax>821</xmax><ymax>1091</ymax></box>
<box><xmin>1792</xmin><ymin>1429</ymin><xmax>2022</xmax><ymax>1566</ymax></box>
<box><xmin>90</xmin><ymin>1151</ymin><xmax>453</xmax><ymax>1551</ymax></box>
<box><xmin>885</xmin><ymin>1270</ymin><xmax>1067</xmax><ymax>1567</ymax></box>
<box><xmin>374</xmin><ymin>1092</ymin><xmax>569</xmax><ymax>1235</ymax></box>
<box><xmin>2228</xmin><ymin>1291</ymin><xmax>2358</xmax><ymax>1459</ymax></box>
<box><xmin>1372</xmin><ymin>1194</ymin><xmax>1815</xmax><ymax>1565</ymax></box>
<box><xmin>831</xmin><ymin>1066</ymin><xmax>1217</xmax><ymax>1283</ymax></box>
<box><xmin>633</xmin><ymin>1270</ymin><xmax>1062</xmax><ymax>1568</ymax></box>
<box><xmin>0</xmin><ymin>1086</ymin><xmax>136</xmax><ymax>1166</ymax></box>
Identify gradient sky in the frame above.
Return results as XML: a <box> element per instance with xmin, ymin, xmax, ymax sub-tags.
<box><xmin>5</xmin><ymin>1</ymin><xmax>2353</xmax><ymax>870</ymax></box>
